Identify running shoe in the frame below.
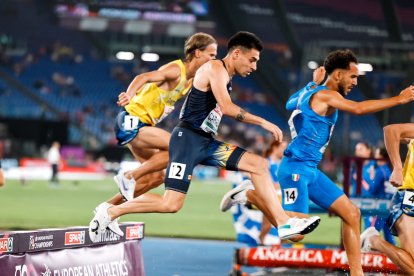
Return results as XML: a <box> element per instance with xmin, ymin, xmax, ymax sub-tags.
<box><xmin>278</xmin><ymin>216</ymin><xmax>321</xmax><ymax>240</ymax></box>
<box><xmin>113</xmin><ymin>171</ymin><xmax>135</xmax><ymax>201</ymax></box>
<box><xmin>220</xmin><ymin>179</ymin><xmax>254</xmax><ymax>212</ymax></box>
<box><xmin>360</xmin><ymin>227</ymin><xmax>380</xmax><ymax>252</ymax></box>
<box><xmin>93</xmin><ymin>204</ymin><xmax>123</xmax><ymax>237</ymax></box>
<box><xmin>89</xmin><ymin>202</ymin><xmax>120</xmax><ymax>242</ymax></box>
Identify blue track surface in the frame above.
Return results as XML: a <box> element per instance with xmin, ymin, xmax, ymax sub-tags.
<box><xmin>142</xmin><ymin>237</ymin><xmax>246</xmax><ymax>276</ymax></box>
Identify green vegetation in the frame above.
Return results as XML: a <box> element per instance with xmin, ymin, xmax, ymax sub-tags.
<box><xmin>0</xmin><ymin>178</ymin><xmax>341</xmax><ymax>245</ymax></box>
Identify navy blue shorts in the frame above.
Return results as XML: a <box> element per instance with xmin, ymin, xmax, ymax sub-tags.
<box><xmin>278</xmin><ymin>156</ymin><xmax>344</xmax><ymax>213</ymax></box>
<box><xmin>387</xmin><ymin>189</ymin><xmax>414</xmax><ymax>236</ymax></box>
<box><xmin>114</xmin><ymin>110</ymin><xmax>151</xmax><ymax>146</ymax></box>
<box><xmin>165</xmin><ymin>125</ymin><xmax>246</xmax><ymax>194</ymax></box>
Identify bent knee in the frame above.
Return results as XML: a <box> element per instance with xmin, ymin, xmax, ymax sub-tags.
<box><xmin>251</xmin><ymin>156</ymin><xmax>269</xmax><ymax>175</ymax></box>
<box><xmin>343</xmin><ymin>203</ymin><xmax>361</xmax><ymax>223</ymax></box>
<box><xmin>350</xmin><ymin>204</ymin><xmax>361</xmax><ymax>218</ymax></box>
<box><xmin>168</xmin><ymin>205</ymin><xmax>182</xmax><ymax>213</ymax></box>
<box><xmin>161</xmin><ymin>202</ymin><xmax>182</xmax><ymax>213</ymax></box>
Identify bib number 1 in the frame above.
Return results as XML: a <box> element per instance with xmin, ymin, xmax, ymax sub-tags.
<box><xmin>124</xmin><ymin>115</ymin><xmax>139</xmax><ymax>130</ymax></box>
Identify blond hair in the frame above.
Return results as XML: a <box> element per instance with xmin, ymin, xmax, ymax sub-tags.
<box><xmin>184</xmin><ymin>32</ymin><xmax>216</xmax><ymax>61</ymax></box>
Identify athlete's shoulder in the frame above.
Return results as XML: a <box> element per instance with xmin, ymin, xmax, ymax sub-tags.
<box><xmin>312</xmin><ymin>88</ymin><xmax>343</xmax><ymax>101</ymax></box>
<box><xmin>158</xmin><ymin>59</ymin><xmax>182</xmax><ymax>72</ymax></box>
<box><xmin>206</xmin><ymin>59</ymin><xmax>225</xmax><ymax>71</ymax></box>
<box><xmin>197</xmin><ymin>60</ymin><xmax>227</xmax><ymax>79</ymax></box>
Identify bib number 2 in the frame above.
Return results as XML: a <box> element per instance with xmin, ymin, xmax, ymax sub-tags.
<box><xmin>168</xmin><ymin>162</ymin><xmax>186</xmax><ymax>180</ymax></box>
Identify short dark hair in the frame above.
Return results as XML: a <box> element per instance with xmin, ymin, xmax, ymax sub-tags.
<box><xmin>377</xmin><ymin>147</ymin><xmax>389</xmax><ymax>161</ymax></box>
<box><xmin>227</xmin><ymin>31</ymin><xmax>263</xmax><ymax>52</ymax></box>
<box><xmin>324</xmin><ymin>49</ymin><xmax>358</xmax><ymax>75</ymax></box>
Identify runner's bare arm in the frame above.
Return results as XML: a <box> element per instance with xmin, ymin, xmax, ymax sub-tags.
<box><xmin>208</xmin><ymin>62</ymin><xmax>282</xmax><ymax>141</ymax></box>
<box><xmin>316</xmin><ymin>86</ymin><xmax>414</xmax><ymax>115</ymax></box>
<box><xmin>117</xmin><ymin>63</ymin><xmax>181</xmax><ymax>106</ymax></box>
<box><xmin>384</xmin><ymin>123</ymin><xmax>414</xmax><ymax>186</ymax></box>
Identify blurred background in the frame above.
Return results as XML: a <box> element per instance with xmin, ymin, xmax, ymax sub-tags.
<box><xmin>0</xmin><ymin>0</ymin><xmax>413</xmax><ymax>249</ymax></box>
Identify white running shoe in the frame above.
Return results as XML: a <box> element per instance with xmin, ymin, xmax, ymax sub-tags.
<box><xmin>113</xmin><ymin>171</ymin><xmax>135</xmax><ymax>201</ymax></box>
<box><xmin>361</xmin><ymin>227</ymin><xmax>380</xmax><ymax>252</ymax></box>
<box><xmin>93</xmin><ymin>205</ymin><xmax>124</xmax><ymax>237</ymax></box>
<box><xmin>220</xmin><ymin>179</ymin><xmax>254</xmax><ymax>212</ymax></box>
<box><xmin>89</xmin><ymin>202</ymin><xmax>116</xmax><ymax>243</ymax></box>
<box><xmin>278</xmin><ymin>216</ymin><xmax>321</xmax><ymax>240</ymax></box>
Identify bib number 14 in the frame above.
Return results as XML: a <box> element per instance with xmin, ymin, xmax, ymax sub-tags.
<box><xmin>283</xmin><ymin>188</ymin><xmax>298</xmax><ymax>205</ymax></box>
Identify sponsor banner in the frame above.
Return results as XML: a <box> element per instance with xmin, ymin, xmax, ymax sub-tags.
<box><xmin>126</xmin><ymin>225</ymin><xmax>144</xmax><ymax>240</ymax></box>
<box><xmin>0</xmin><ymin>240</ymin><xmax>144</xmax><ymax>275</ymax></box>
<box><xmin>0</xmin><ymin>222</ymin><xmax>144</xmax><ymax>254</ymax></box>
<box><xmin>28</xmin><ymin>233</ymin><xmax>54</xmax><ymax>251</ymax></box>
<box><xmin>0</xmin><ymin>237</ymin><xmax>14</xmax><ymax>254</ymax></box>
<box><xmin>0</xmin><ymin>233</ymin><xmax>19</xmax><ymax>254</ymax></box>
<box><xmin>64</xmin><ymin>231</ymin><xmax>86</xmax><ymax>246</ymax></box>
<box><xmin>238</xmin><ymin>247</ymin><xmax>401</xmax><ymax>274</ymax></box>
<box><xmin>19</xmin><ymin>158</ymin><xmax>50</xmax><ymax>167</ymax></box>
<box><xmin>19</xmin><ymin>158</ymin><xmax>106</xmax><ymax>173</ymax></box>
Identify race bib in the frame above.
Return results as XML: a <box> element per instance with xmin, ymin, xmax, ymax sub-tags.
<box><xmin>403</xmin><ymin>190</ymin><xmax>414</xmax><ymax>207</ymax></box>
<box><xmin>283</xmin><ymin>188</ymin><xmax>298</xmax><ymax>205</ymax></box>
<box><xmin>153</xmin><ymin>105</ymin><xmax>175</xmax><ymax>125</ymax></box>
<box><xmin>168</xmin><ymin>162</ymin><xmax>186</xmax><ymax>180</ymax></box>
<box><xmin>124</xmin><ymin>115</ymin><xmax>139</xmax><ymax>130</ymax></box>
<box><xmin>200</xmin><ymin>104</ymin><xmax>223</xmax><ymax>135</ymax></box>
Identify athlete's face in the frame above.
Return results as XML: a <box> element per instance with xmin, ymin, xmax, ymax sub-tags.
<box><xmin>234</xmin><ymin>48</ymin><xmax>260</xmax><ymax>77</ymax></box>
<box><xmin>338</xmin><ymin>62</ymin><xmax>359</xmax><ymax>96</ymax></box>
<box><xmin>374</xmin><ymin>148</ymin><xmax>381</xmax><ymax>159</ymax></box>
<box><xmin>196</xmin><ymin>43</ymin><xmax>217</xmax><ymax>65</ymax></box>
<box><xmin>355</xmin><ymin>143</ymin><xmax>371</xmax><ymax>158</ymax></box>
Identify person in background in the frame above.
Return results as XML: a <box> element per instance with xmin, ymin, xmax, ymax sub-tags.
<box><xmin>351</xmin><ymin>141</ymin><xmax>374</xmax><ymax>197</ymax></box>
<box><xmin>0</xmin><ymin>160</ymin><xmax>5</xmax><ymax>187</ymax></box>
<box><xmin>47</xmin><ymin>141</ymin><xmax>61</xmax><ymax>187</ymax></box>
<box><xmin>258</xmin><ymin>140</ymin><xmax>287</xmax><ymax>245</ymax></box>
<box><xmin>230</xmin><ymin>140</ymin><xmax>287</xmax><ymax>247</ymax></box>
<box><xmin>366</xmin><ymin>147</ymin><xmax>395</xmax><ymax>245</ymax></box>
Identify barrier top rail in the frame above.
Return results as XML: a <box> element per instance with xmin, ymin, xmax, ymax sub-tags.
<box><xmin>0</xmin><ymin>222</ymin><xmax>144</xmax><ymax>255</ymax></box>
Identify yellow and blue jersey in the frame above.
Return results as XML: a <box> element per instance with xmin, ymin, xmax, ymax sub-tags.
<box><xmin>400</xmin><ymin>139</ymin><xmax>414</xmax><ymax>190</ymax></box>
<box><xmin>125</xmin><ymin>59</ymin><xmax>191</xmax><ymax>126</ymax></box>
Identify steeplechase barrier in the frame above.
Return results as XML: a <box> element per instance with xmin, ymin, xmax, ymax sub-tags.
<box><xmin>230</xmin><ymin>245</ymin><xmax>402</xmax><ymax>275</ymax></box>
<box><xmin>0</xmin><ymin>222</ymin><xmax>145</xmax><ymax>275</ymax></box>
